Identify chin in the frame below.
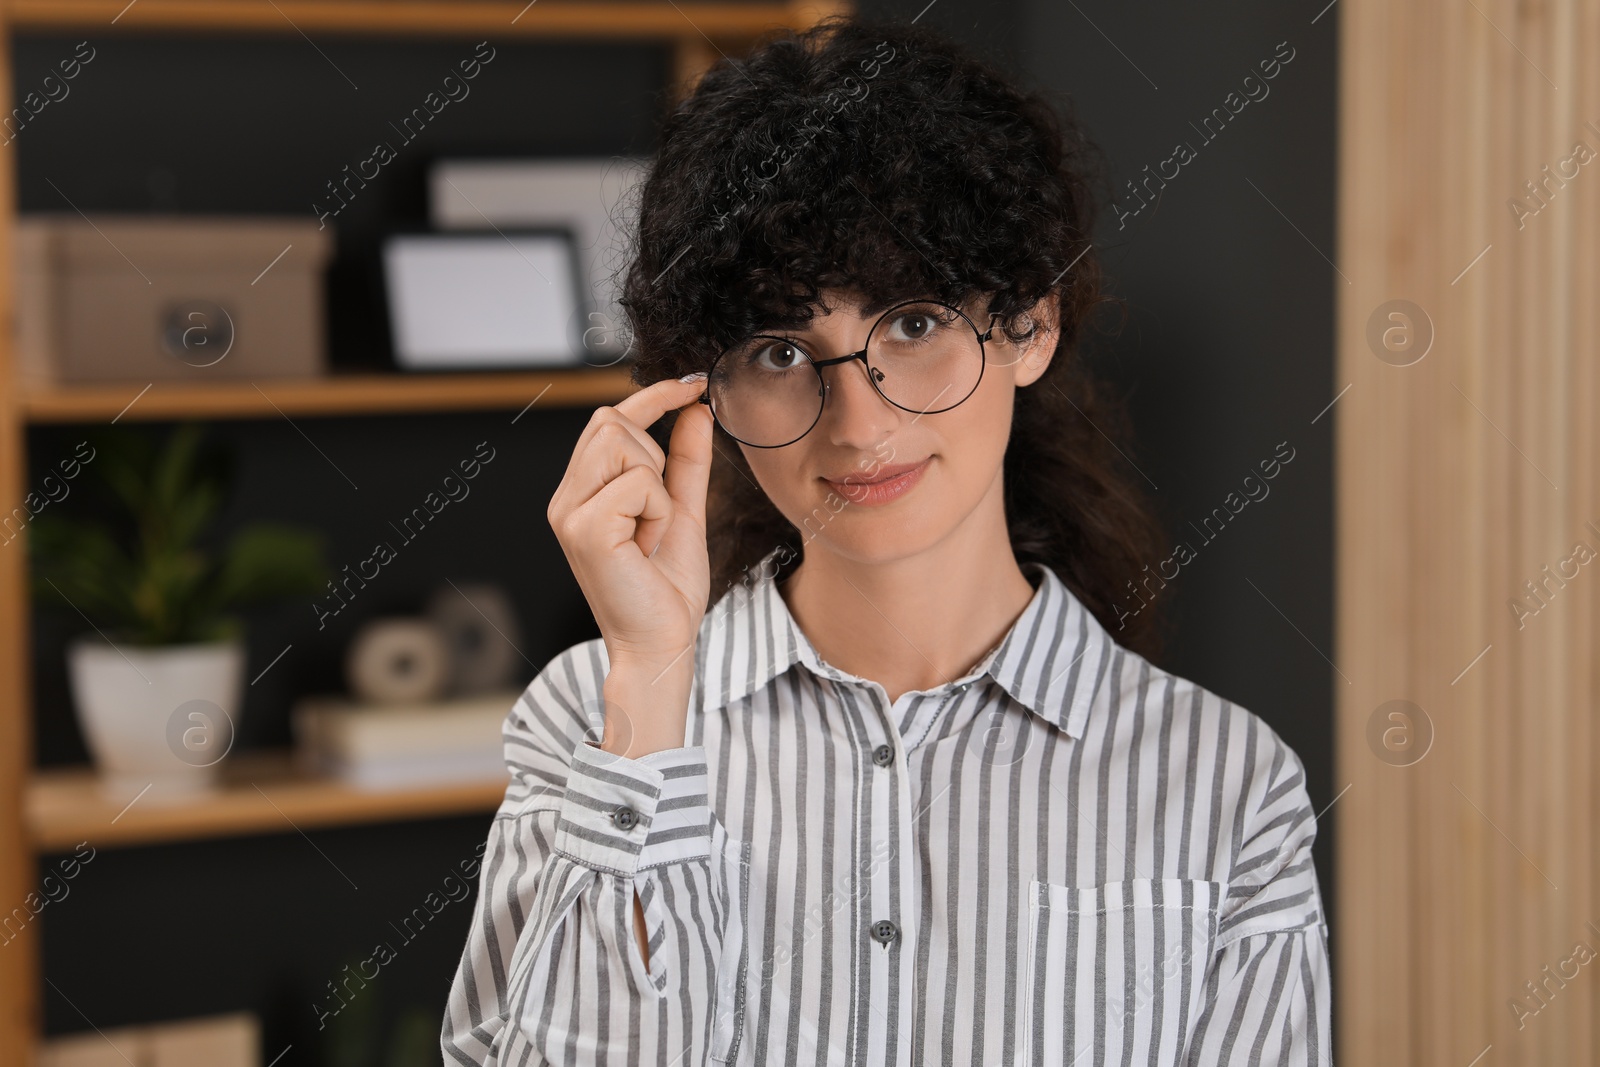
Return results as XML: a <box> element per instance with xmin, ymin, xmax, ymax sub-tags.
<box><xmin>782</xmin><ymin>491</ymin><xmax>949</xmax><ymax>565</ymax></box>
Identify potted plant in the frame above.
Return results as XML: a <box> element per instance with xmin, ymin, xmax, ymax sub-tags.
<box><xmin>29</xmin><ymin>422</ymin><xmax>328</xmax><ymax>798</ymax></box>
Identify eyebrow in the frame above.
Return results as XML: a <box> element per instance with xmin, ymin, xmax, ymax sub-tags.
<box><xmin>754</xmin><ymin>292</ymin><xmax>981</xmax><ymax>337</ymax></box>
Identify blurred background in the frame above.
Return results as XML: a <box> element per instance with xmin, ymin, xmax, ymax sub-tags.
<box><xmin>0</xmin><ymin>0</ymin><xmax>1592</xmax><ymax>1065</ymax></box>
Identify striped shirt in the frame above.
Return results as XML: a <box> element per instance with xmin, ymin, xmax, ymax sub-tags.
<box><xmin>442</xmin><ymin>546</ymin><xmax>1332</xmax><ymax>1065</ymax></box>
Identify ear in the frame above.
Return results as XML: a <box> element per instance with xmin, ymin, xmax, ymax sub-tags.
<box><xmin>1011</xmin><ymin>293</ymin><xmax>1062</xmax><ymax>388</ymax></box>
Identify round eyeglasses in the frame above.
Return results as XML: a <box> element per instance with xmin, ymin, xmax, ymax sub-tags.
<box><xmin>697</xmin><ymin>298</ymin><xmax>996</xmax><ymax>448</ymax></box>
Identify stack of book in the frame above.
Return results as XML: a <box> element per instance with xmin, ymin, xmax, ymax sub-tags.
<box><xmin>291</xmin><ymin>689</ymin><xmax>520</xmax><ymax>790</ymax></box>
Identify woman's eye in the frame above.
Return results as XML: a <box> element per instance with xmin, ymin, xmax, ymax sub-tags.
<box><xmin>897</xmin><ymin>315</ymin><xmax>931</xmax><ymax>340</ymax></box>
<box><xmin>886</xmin><ymin>308</ymin><xmax>955</xmax><ymax>343</ymax></box>
<box><xmin>753</xmin><ymin>341</ymin><xmax>807</xmax><ymax>371</ymax></box>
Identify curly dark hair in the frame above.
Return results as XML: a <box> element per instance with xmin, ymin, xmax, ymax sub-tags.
<box><xmin>616</xmin><ymin>13</ymin><xmax>1170</xmax><ymax>661</ymax></box>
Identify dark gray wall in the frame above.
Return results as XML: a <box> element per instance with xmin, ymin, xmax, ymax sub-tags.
<box><xmin>880</xmin><ymin>0</ymin><xmax>1339</xmax><ymax>945</ymax></box>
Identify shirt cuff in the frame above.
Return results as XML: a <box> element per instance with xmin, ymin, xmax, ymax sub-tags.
<box><xmin>552</xmin><ymin>739</ymin><xmax>713</xmax><ymax>876</ymax></box>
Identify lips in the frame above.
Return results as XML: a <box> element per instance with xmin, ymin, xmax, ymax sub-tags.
<box><xmin>820</xmin><ymin>458</ymin><xmax>930</xmax><ymax>486</ymax></box>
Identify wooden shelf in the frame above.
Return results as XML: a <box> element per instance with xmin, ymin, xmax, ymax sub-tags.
<box><xmin>10</xmin><ymin>0</ymin><xmax>837</xmax><ymax>38</ymax></box>
<box><xmin>27</xmin><ymin>750</ymin><xmax>508</xmax><ymax>851</ymax></box>
<box><xmin>19</xmin><ymin>365</ymin><xmax>637</xmax><ymax>423</ymax></box>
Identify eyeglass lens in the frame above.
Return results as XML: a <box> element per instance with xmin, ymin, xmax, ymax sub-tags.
<box><xmin>707</xmin><ymin>301</ymin><xmax>984</xmax><ymax>447</ymax></box>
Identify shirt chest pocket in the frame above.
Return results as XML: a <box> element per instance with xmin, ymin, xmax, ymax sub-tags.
<box><xmin>708</xmin><ymin>836</ymin><xmax>752</xmax><ymax>1064</ymax></box>
<box><xmin>1021</xmin><ymin>877</ymin><xmax>1225</xmax><ymax>1067</ymax></box>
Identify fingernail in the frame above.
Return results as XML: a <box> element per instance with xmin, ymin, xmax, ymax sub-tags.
<box><xmin>678</xmin><ymin>370</ymin><xmax>708</xmax><ymax>383</ymax></box>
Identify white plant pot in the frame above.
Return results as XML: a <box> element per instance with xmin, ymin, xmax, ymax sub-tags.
<box><xmin>65</xmin><ymin>634</ymin><xmax>246</xmax><ymax>801</ymax></box>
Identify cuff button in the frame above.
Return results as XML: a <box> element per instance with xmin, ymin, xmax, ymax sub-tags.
<box><xmin>612</xmin><ymin>805</ymin><xmax>640</xmax><ymax>830</ymax></box>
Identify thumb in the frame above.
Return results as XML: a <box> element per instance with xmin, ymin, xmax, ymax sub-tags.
<box><xmin>662</xmin><ymin>400</ymin><xmax>715</xmax><ymax>539</ymax></box>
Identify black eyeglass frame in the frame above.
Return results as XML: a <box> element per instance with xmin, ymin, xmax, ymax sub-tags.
<box><xmin>696</xmin><ymin>298</ymin><xmax>999</xmax><ymax>448</ymax></box>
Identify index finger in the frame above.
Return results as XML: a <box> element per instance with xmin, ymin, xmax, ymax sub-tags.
<box><xmin>564</xmin><ymin>372</ymin><xmax>706</xmax><ymax>481</ymax></box>
<box><xmin>612</xmin><ymin>372</ymin><xmax>709</xmax><ymax>432</ymax></box>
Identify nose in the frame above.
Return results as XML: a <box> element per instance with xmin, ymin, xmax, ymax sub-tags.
<box><xmin>816</xmin><ymin>353</ymin><xmax>898</xmax><ymax>446</ymax></box>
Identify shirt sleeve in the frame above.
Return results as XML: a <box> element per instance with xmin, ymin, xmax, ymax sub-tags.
<box><xmin>441</xmin><ymin>639</ymin><xmax>748</xmax><ymax>1066</ymax></box>
<box><xmin>1183</xmin><ymin>726</ymin><xmax>1333</xmax><ymax>1065</ymax></box>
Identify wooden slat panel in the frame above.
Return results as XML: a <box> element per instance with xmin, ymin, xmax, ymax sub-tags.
<box><xmin>1337</xmin><ymin>0</ymin><xmax>1600</xmax><ymax>1062</ymax></box>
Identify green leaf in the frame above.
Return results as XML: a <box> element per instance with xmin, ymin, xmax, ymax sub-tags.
<box><xmin>29</xmin><ymin>515</ymin><xmax>139</xmax><ymax>631</ymax></box>
<box><xmin>90</xmin><ymin>428</ymin><xmax>157</xmax><ymax>516</ymax></box>
<box><xmin>163</xmin><ymin>478</ymin><xmax>223</xmax><ymax>551</ymax></box>
<box><xmin>26</xmin><ymin>422</ymin><xmax>328</xmax><ymax>646</ymax></box>
<box><xmin>205</xmin><ymin>524</ymin><xmax>329</xmax><ymax>614</ymax></box>
<box><xmin>149</xmin><ymin>423</ymin><xmax>205</xmax><ymax>514</ymax></box>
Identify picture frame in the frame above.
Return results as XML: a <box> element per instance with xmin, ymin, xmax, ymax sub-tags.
<box><xmin>379</xmin><ymin>226</ymin><xmax>588</xmax><ymax>371</ymax></box>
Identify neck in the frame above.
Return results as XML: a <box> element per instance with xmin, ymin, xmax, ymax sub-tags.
<box><xmin>776</xmin><ymin>504</ymin><xmax>1036</xmax><ymax>705</ymax></box>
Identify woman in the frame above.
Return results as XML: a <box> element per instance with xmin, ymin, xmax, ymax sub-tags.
<box><xmin>443</xmin><ymin>14</ymin><xmax>1330</xmax><ymax>1065</ymax></box>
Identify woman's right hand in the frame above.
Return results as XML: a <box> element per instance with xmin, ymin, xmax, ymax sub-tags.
<box><xmin>547</xmin><ymin>372</ymin><xmax>715</xmax><ymax>678</ymax></box>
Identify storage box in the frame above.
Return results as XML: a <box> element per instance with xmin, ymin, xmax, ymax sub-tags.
<box><xmin>15</xmin><ymin>213</ymin><xmax>333</xmax><ymax>385</ymax></box>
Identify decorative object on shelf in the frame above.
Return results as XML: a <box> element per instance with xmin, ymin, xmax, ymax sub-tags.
<box><xmin>312</xmin><ymin>582</ymin><xmax>526</xmax><ymax>788</ymax></box>
<box><xmin>13</xmin><ymin>213</ymin><xmax>333</xmax><ymax>387</ymax></box>
<box><xmin>429</xmin><ymin>157</ymin><xmax>649</xmax><ymax>368</ymax></box>
<box><xmin>379</xmin><ymin>227</ymin><xmax>585</xmax><ymax>370</ymax></box>
<box><xmin>292</xmin><ymin>688</ymin><xmax>518</xmax><ymax>790</ymax></box>
<box><xmin>424</xmin><ymin>580</ymin><xmax>524</xmax><ymax>694</ymax></box>
<box><xmin>37</xmin><ymin>1010</ymin><xmax>259</xmax><ymax>1067</ymax></box>
<box><xmin>343</xmin><ymin>617</ymin><xmax>451</xmax><ymax>705</ymax></box>
<box><xmin>30</xmin><ymin>423</ymin><xmax>328</xmax><ymax>798</ymax></box>
<box><xmin>63</xmin><ymin>639</ymin><xmax>246</xmax><ymax>800</ymax></box>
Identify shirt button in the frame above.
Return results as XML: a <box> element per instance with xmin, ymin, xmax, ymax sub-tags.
<box><xmin>611</xmin><ymin>805</ymin><xmax>639</xmax><ymax>830</ymax></box>
<box><xmin>872</xmin><ymin>743</ymin><xmax>894</xmax><ymax>767</ymax></box>
<box><xmin>870</xmin><ymin>918</ymin><xmax>899</xmax><ymax>945</ymax></box>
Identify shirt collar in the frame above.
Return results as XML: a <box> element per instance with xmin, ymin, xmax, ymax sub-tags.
<box><xmin>694</xmin><ymin>546</ymin><xmax>1115</xmax><ymax>740</ymax></box>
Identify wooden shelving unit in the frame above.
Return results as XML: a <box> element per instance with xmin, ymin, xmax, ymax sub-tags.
<box><xmin>0</xmin><ymin>1</ymin><xmax>850</xmax><ymax>1060</ymax></box>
